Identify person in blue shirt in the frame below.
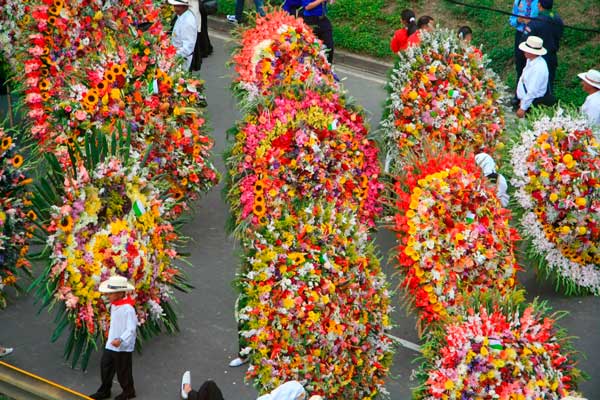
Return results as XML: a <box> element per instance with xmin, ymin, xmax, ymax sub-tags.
<box><xmin>302</xmin><ymin>0</ymin><xmax>334</xmax><ymax>64</ymax></box>
<box><xmin>524</xmin><ymin>0</ymin><xmax>563</xmax><ymax>94</ymax></box>
<box><xmin>509</xmin><ymin>0</ymin><xmax>539</xmax><ymax>84</ymax></box>
<box><xmin>283</xmin><ymin>0</ymin><xmax>303</xmax><ymax>17</ymax></box>
<box><xmin>226</xmin><ymin>0</ymin><xmax>265</xmax><ymax>24</ymax></box>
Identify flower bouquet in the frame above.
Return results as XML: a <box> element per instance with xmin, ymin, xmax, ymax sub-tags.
<box><xmin>225</xmin><ymin>88</ymin><xmax>383</xmax><ymax>232</ymax></box>
<box><xmin>238</xmin><ymin>200</ymin><xmax>393</xmax><ymax>399</ymax></box>
<box><xmin>392</xmin><ymin>152</ymin><xmax>519</xmax><ymax>331</ymax></box>
<box><xmin>231</xmin><ymin>9</ymin><xmax>335</xmax><ymax>103</ymax></box>
<box><xmin>380</xmin><ymin>29</ymin><xmax>505</xmax><ymax>173</ymax></box>
<box><xmin>31</xmin><ymin>142</ymin><xmax>190</xmax><ymax>368</ymax></box>
<box><xmin>0</xmin><ymin>0</ymin><xmax>29</xmax><ymax>68</ymax></box>
<box><xmin>414</xmin><ymin>292</ymin><xmax>583</xmax><ymax>399</ymax></box>
<box><xmin>509</xmin><ymin>109</ymin><xmax>600</xmax><ymax>295</ymax></box>
<box><xmin>0</xmin><ymin>123</ymin><xmax>35</xmax><ymax>309</ymax></box>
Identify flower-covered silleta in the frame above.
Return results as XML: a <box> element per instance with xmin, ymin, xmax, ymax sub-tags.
<box><xmin>0</xmin><ymin>124</ymin><xmax>34</xmax><ymax>308</ymax></box>
<box><xmin>510</xmin><ymin>110</ymin><xmax>600</xmax><ymax>295</ymax></box>
<box><xmin>380</xmin><ymin>29</ymin><xmax>505</xmax><ymax>173</ymax></box>
<box><xmin>393</xmin><ymin>153</ymin><xmax>519</xmax><ymax>329</ymax></box>
<box><xmin>416</xmin><ymin>298</ymin><xmax>582</xmax><ymax>399</ymax></box>
<box><xmin>238</xmin><ymin>201</ymin><xmax>393</xmax><ymax>398</ymax></box>
<box><xmin>0</xmin><ymin>0</ymin><xmax>28</xmax><ymax>65</ymax></box>
<box><xmin>36</xmin><ymin>155</ymin><xmax>186</xmax><ymax>367</ymax></box>
<box><xmin>226</xmin><ymin>88</ymin><xmax>383</xmax><ymax>230</ymax></box>
<box><xmin>231</xmin><ymin>10</ymin><xmax>335</xmax><ymax>101</ymax></box>
<box><xmin>17</xmin><ymin>0</ymin><xmax>218</xmax><ymax>207</ymax></box>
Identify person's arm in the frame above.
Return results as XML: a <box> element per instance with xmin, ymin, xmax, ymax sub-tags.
<box><xmin>519</xmin><ymin>60</ymin><xmax>548</xmax><ymax>112</ymax></box>
<box><xmin>119</xmin><ymin>306</ymin><xmax>137</xmax><ymax>346</ymax></box>
<box><xmin>305</xmin><ymin>0</ymin><xmax>325</xmax><ymax>11</ymax></box>
<box><xmin>177</xmin><ymin>13</ymin><xmax>197</xmax><ymax>58</ymax></box>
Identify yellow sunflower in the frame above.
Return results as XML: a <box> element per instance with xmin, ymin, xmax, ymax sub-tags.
<box><xmin>1</xmin><ymin>136</ymin><xmax>12</xmax><ymax>150</ymax></box>
<box><xmin>12</xmin><ymin>154</ymin><xmax>24</xmax><ymax>168</ymax></box>
<box><xmin>58</xmin><ymin>215</ymin><xmax>73</xmax><ymax>232</ymax></box>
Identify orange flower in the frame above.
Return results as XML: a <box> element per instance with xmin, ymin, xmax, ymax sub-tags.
<box><xmin>12</xmin><ymin>154</ymin><xmax>24</xmax><ymax>168</ymax></box>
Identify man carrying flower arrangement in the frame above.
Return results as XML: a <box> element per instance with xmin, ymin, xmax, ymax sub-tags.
<box><xmin>169</xmin><ymin>0</ymin><xmax>198</xmax><ymax>71</ymax></box>
<box><xmin>516</xmin><ymin>36</ymin><xmax>552</xmax><ymax>118</ymax></box>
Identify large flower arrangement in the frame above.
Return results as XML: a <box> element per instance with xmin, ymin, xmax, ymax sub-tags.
<box><xmin>393</xmin><ymin>153</ymin><xmax>519</xmax><ymax>329</ymax></box>
<box><xmin>35</xmin><ymin>155</ymin><xmax>187</xmax><ymax>367</ymax></box>
<box><xmin>0</xmin><ymin>124</ymin><xmax>34</xmax><ymax>309</ymax></box>
<box><xmin>226</xmin><ymin>88</ymin><xmax>383</xmax><ymax>230</ymax></box>
<box><xmin>16</xmin><ymin>0</ymin><xmax>218</xmax><ymax>205</ymax></box>
<box><xmin>415</xmin><ymin>296</ymin><xmax>582</xmax><ymax>399</ymax></box>
<box><xmin>380</xmin><ymin>29</ymin><xmax>505</xmax><ymax>173</ymax></box>
<box><xmin>0</xmin><ymin>0</ymin><xmax>29</xmax><ymax>65</ymax></box>
<box><xmin>510</xmin><ymin>110</ymin><xmax>600</xmax><ymax>295</ymax></box>
<box><xmin>231</xmin><ymin>10</ymin><xmax>335</xmax><ymax>101</ymax></box>
<box><xmin>238</xmin><ymin>201</ymin><xmax>393</xmax><ymax>398</ymax></box>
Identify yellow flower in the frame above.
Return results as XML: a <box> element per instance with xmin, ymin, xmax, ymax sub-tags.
<box><xmin>560</xmin><ymin>226</ymin><xmax>571</xmax><ymax>235</ymax></box>
<box><xmin>575</xmin><ymin>197</ymin><xmax>587</xmax><ymax>207</ymax></box>
<box><xmin>549</xmin><ymin>193</ymin><xmax>558</xmax><ymax>202</ymax></box>
<box><xmin>110</xmin><ymin>219</ymin><xmax>128</xmax><ymax>235</ymax></box>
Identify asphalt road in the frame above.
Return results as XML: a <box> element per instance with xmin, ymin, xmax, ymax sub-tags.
<box><xmin>0</xmin><ymin>32</ymin><xmax>599</xmax><ymax>399</ymax></box>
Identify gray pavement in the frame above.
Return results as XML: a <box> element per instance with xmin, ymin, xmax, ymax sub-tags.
<box><xmin>1</xmin><ymin>31</ymin><xmax>599</xmax><ymax>399</ymax></box>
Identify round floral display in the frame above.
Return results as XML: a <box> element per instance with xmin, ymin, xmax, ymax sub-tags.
<box><xmin>226</xmin><ymin>89</ymin><xmax>383</xmax><ymax>231</ymax></box>
<box><xmin>510</xmin><ymin>111</ymin><xmax>600</xmax><ymax>295</ymax></box>
<box><xmin>44</xmin><ymin>157</ymin><xmax>183</xmax><ymax>345</ymax></box>
<box><xmin>0</xmin><ymin>125</ymin><xmax>34</xmax><ymax>308</ymax></box>
<box><xmin>393</xmin><ymin>153</ymin><xmax>519</xmax><ymax>328</ymax></box>
<box><xmin>232</xmin><ymin>10</ymin><xmax>335</xmax><ymax>101</ymax></box>
<box><xmin>238</xmin><ymin>201</ymin><xmax>393</xmax><ymax>399</ymax></box>
<box><xmin>380</xmin><ymin>29</ymin><xmax>504</xmax><ymax>173</ymax></box>
<box><xmin>418</xmin><ymin>304</ymin><xmax>581</xmax><ymax>399</ymax></box>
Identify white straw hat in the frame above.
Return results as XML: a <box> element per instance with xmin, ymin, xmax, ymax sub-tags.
<box><xmin>167</xmin><ymin>0</ymin><xmax>189</xmax><ymax>5</ymax></box>
<box><xmin>519</xmin><ymin>36</ymin><xmax>547</xmax><ymax>56</ymax></box>
<box><xmin>99</xmin><ymin>275</ymin><xmax>134</xmax><ymax>293</ymax></box>
<box><xmin>578</xmin><ymin>69</ymin><xmax>600</xmax><ymax>90</ymax></box>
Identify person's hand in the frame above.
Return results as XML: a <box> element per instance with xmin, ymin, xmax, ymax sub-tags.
<box><xmin>516</xmin><ymin>108</ymin><xmax>526</xmax><ymax>118</ymax></box>
<box><xmin>111</xmin><ymin>338</ymin><xmax>122</xmax><ymax>347</ymax></box>
<box><xmin>517</xmin><ymin>16</ymin><xmax>530</xmax><ymax>24</ymax></box>
<box><xmin>183</xmin><ymin>384</ymin><xmax>192</xmax><ymax>394</ymax></box>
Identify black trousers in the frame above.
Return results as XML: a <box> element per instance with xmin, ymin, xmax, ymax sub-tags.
<box><xmin>188</xmin><ymin>380</ymin><xmax>225</xmax><ymax>400</ymax></box>
<box><xmin>97</xmin><ymin>349</ymin><xmax>135</xmax><ymax>396</ymax></box>
<box><xmin>303</xmin><ymin>15</ymin><xmax>334</xmax><ymax>64</ymax></box>
<box><xmin>544</xmin><ymin>53</ymin><xmax>558</xmax><ymax>94</ymax></box>
<box><xmin>514</xmin><ymin>30</ymin><xmax>527</xmax><ymax>83</ymax></box>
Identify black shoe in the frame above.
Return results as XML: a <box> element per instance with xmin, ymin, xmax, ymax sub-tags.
<box><xmin>114</xmin><ymin>392</ymin><xmax>136</xmax><ymax>400</ymax></box>
<box><xmin>89</xmin><ymin>392</ymin><xmax>111</xmax><ymax>400</ymax></box>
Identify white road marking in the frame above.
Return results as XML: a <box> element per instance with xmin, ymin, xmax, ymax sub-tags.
<box><xmin>386</xmin><ymin>334</ymin><xmax>422</xmax><ymax>353</ymax></box>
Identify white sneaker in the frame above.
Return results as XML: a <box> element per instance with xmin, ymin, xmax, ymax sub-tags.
<box><xmin>228</xmin><ymin>357</ymin><xmax>248</xmax><ymax>367</ymax></box>
<box><xmin>226</xmin><ymin>15</ymin><xmax>238</xmax><ymax>24</ymax></box>
<box><xmin>0</xmin><ymin>347</ymin><xmax>13</xmax><ymax>357</ymax></box>
<box><xmin>181</xmin><ymin>370</ymin><xmax>190</xmax><ymax>399</ymax></box>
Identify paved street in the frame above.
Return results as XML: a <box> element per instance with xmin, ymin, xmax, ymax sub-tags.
<box><xmin>0</xmin><ymin>31</ymin><xmax>599</xmax><ymax>399</ymax></box>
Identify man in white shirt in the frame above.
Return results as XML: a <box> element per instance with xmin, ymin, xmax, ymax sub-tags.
<box><xmin>169</xmin><ymin>0</ymin><xmax>197</xmax><ymax>71</ymax></box>
<box><xmin>516</xmin><ymin>36</ymin><xmax>549</xmax><ymax>118</ymax></box>
<box><xmin>475</xmin><ymin>152</ymin><xmax>510</xmax><ymax>207</ymax></box>
<box><xmin>578</xmin><ymin>69</ymin><xmax>600</xmax><ymax>126</ymax></box>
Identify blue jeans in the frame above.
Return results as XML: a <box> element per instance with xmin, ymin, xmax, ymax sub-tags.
<box><xmin>235</xmin><ymin>0</ymin><xmax>265</xmax><ymax>21</ymax></box>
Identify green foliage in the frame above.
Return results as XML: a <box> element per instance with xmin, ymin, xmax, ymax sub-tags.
<box><xmin>216</xmin><ymin>0</ymin><xmax>600</xmax><ymax>106</ymax></box>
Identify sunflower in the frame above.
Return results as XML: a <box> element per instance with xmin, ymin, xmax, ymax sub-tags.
<box><xmin>254</xmin><ymin>195</ymin><xmax>265</xmax><ymax>204</ymax></box>
<box><xmin>172</xmin><ymin>189</ymin><xmax>185</xmax><ymax>201</ymax></box>
<box><xmin>253</xmin><ymin>180</ymin><xmax>265</xmax><ymax>193</ymax></box>
<box><xmin>104</xmin><ymin>71</ymin><xmax>116</xmax><ymax>82</ymax></box>
<box><xmin>48</xmin><ymin>16</ymin><xmax>57</xmax><ymax>26</ymax></box>
<box><xmin>41</xmin><ymin>92</ymin><xmax>50</xmax><ymax>101</ymax></box>
<box><xmin>12</xmin><ymin>154</ymin><xmax>24</xmax><ymax>168</ymax></box>
<box><xmin>27</xmin><ymin>210</ymin><xmax>37</xmax><ymax>221</ymax></box>
<box><xmin>48</xmin><ymin>6</ymin><xmax>60</xmax><ymax>15</ymax></box>
<box><xmin>96</xmin><ymin>81</ymin><xmax>108</xmax><ymax>92</ymax></box>
<box><xmin>42</xmin><ymin>46</ymin><xmax>50</xmax><ymax>56</ymax></box>
<box><xmin>110</xmin><ymin>64</ymin><xmax>122</xmax><ymax>76</ymax></box>
<box><xmin>39</xmin><ymin>79</ymin><xmax>51</xmax><ymax>91</ymax></box>
<box><xmin>1</xmin><ymin>136</ymin><xmax>12</xmax><ymax>151</ymax></box>
<box><xmin>83</xmin><ymin>90</ymin><xmax>99</xmax><ymax>107</ymax></box>
<box><xmin>40</xmin><ymin>68</ymin><xmax>49</xmax><ymax>77</ymax></box>
<box><xmin>53</xmin><ymin>0</ymin><xmax>63</xmax><ymax>7</ymax></box>
<box><xmin>58</xmin><ymin>215</ymin><xmax>73</xmax><ymax>231</ymax></box>
<box><xmin>252</xmin><ymin>202</ymin><xmax>266</xmax><ymax>217</ymax></box>
<box><xmin>258</xmin><ymin>216</ymin><xmax>267</xmax><ymax>225</ymax></box>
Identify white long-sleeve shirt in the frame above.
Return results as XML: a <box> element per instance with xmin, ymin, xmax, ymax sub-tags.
<box><xmin>516</xmin><ymin>56</ymin><xmax>548</xmax><ymax>111</ymax></box>
<box><xmin>496</xmin><ymin>174</ymin><xmax>510</xmax><ymax>207</ymax></box>
<box><xmin>171</xmin><ymin>9</ymin><xmax>197</xmax><ymax>70</ymax></box>
<box><xmin>582</xmin><ymin>90</ymin><xmax>600</xmax><ymax>126</ymax></box>
<box><xmin>188</xmin><ymin>0</ymin><xmax>202</xmax><ymax>33</ymax></box>
<box><xmin>106</xmin><ymin>303</ymin><xmax>138</xmax><ymax>352</ymax></box>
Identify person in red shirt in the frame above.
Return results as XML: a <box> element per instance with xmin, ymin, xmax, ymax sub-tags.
<box><xmin>390</xmin><ymin>9</ymin><xmax>420</xmax><ymax>53</ymax></box>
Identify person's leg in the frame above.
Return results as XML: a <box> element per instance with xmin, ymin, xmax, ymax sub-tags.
<box><xmin>93</xmin><ymin>349</ymin><xmax>115</xmax><ymax>397</ymax></box>
<box><xmin>235</xmin><ymin>0</ymin><xmax>245</xmax><ymax>21</ymax></box>
<box><xmin>514</xmin><ymin>30</ymin><xmax>526</xmax><ymax>83</ymax></box>
<box><xmin>114</xmin><ymin>351</ymin><xmax>135</xmax><ymax>398</ymax></box>
<box><xmin>254</xmin><ymin>0</ymin><xmax>265</xmax><ymax>16</ymax></box>
<box><xmin>319</xmin><ymin>18</ymin><xmax>334</xmax><ymax>64</ymax></box>
<box><xmin>547</xmin><ymin>54</ymin><xmax>557</xmax><ymax>94</ymax></box>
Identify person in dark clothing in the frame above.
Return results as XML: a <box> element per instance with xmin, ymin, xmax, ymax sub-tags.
<box><xmin>283</xmin><ymin>0</ymin><xmax>303</xmax><ymax>17</ymax></box>
<box><xmin>524</xmin><ymin>0</ymin><xmax>563</xmax><ymax>93</ymax></box>
<box><xmin>190</xmin><ymin>0</ymin><xmax>213</xmax><ymax>71</ymax></box>
<box><xmin>180</xmin><ymin>373</ymin><xmax>224</xmax><ymax>400</ymax></box>
<box><xmin>302</xmin><ymin>0</ymin><xmax>334</xmax><ymax>64</ymax></box>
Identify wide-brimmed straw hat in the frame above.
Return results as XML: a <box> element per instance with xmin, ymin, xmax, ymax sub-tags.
<box><xmin>519</xmin><ymin>36</ymin><xmax>547</xmax><ymax>56</ymax></box>
<box><xmin>99</xmin><ymin>275</ymin><xmax>134</xmax><ymax>293</ymax></box>
<box><xmin>168</xmin><ymin>0</ymin><xmax>189</xmax><ymax>5</ymax></box>
<box><xmin>578</xmin><ymin>69</ymin><xmax>600</xmax><ymax>90</ymax></box>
